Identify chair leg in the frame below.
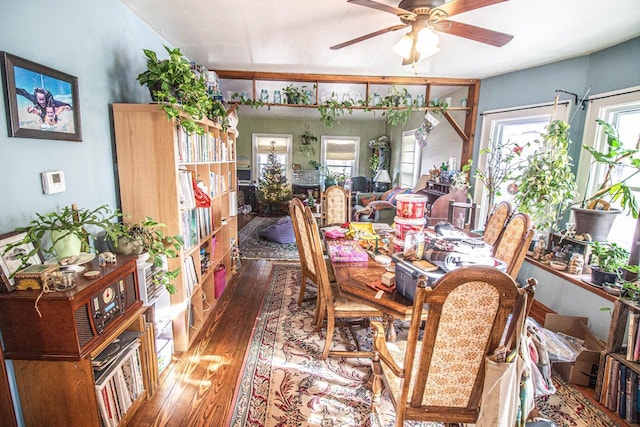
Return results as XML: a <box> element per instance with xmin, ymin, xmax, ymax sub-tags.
<box><xmin>297</xmin><ymin>272</ymin><xmax>307</xmax><ymax>306</ymax></box>
<box><xmin>321</xmin><ymin>315</ymin><xmax>335</xmax><ymax>360</ymax></box>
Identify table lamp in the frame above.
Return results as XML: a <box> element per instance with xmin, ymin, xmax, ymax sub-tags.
<box><xmin>373</xmin><ymin>169</ymin><xmax>391</xmax><ymax>192</ymax></box>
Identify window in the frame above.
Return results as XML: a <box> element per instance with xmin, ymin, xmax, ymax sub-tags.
<box><xmin>399</xmin><ymin>129</ymin><xmax>421</xmax><ymax>188</ymax></box>
<box><xmin>578</xmin><ymin>88</ymin><xmax>640</xmax><ymax>252</ymax></box>
<box><xmin>252</xmin><ymin>133</ymin><xmax>293</xmax><ymax>182</ymax></box>
<box><xmin>473</xmin><ymin>102</ymin><xmax>570</xmax><ymax>223</ymax></box>
<box><xmin>320</xmin><ymin>136</ymin><xmax>359</xmax><ymax>178</ymax></box>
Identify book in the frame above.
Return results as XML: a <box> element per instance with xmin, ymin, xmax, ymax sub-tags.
<box><xmin>326</xmin><ymin>240</ymin><xmax>369</xmax><ymax>263</ymax></box>
<box><xmin>628</xmin><ymin>313</ymin><xmax>639</xmax><ymax>360</ymax></box>
<box><xmin>618</xmin><ymin>364</ymin><xmax>627</xmax><ymax>418</ymax></box>
<box><xmin>625</xmin><ymin>370</ymin><xmax>638</xmax><ymax>423</ymax></box>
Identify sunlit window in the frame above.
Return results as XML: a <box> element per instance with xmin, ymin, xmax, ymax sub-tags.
<box><xmin>320</xmin><ymin>136</ymin><xmax>359</xmax><ymax>179</ymax></box>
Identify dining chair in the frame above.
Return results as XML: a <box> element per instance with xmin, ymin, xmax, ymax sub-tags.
<box><xmin>370</xmin><ymin>266</ymin><xmax>530</xmax><ymax>426</ymax></box>
<box><xmin>482</xmin><ymin>201</ymin><xmax>513</xmax><ymax>247</ymax></box>
<box><xmin>302</xmin><ymin>205</ymin><xmax>384</xmax><ymax>359</ymax></box>
<box><xmin>425</xmin><ymin>187</ymin><xmax>468</xmax><ymax>226</ymax></box>
<box><xmin>321</xmin><ymin>185</ymin><xmax>351</xmax><ymax>226</ymax></box>
<box><xmin>492</xmin><ymin>212</ymin><xmax>534</xmax><ymax>278</ymax></box>
<box><xmin>447</xmin><ymin>199</ymin><xmax>478</xmax><ymax>230</ymax></box>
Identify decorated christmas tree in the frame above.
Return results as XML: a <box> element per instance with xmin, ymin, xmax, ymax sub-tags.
<box><xmin>257</xmin><ymin>141</ymin><xmax>292</xmax><ymax>214</ymax></box>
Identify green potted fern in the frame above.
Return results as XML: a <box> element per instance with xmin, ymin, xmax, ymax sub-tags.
<box><xmin>136</xmin><ymin>45</ymin><xmax>212</xmax><ymax>134</ymax></box>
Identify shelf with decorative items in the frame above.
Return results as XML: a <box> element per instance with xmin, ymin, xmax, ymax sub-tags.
<box><xmin>112</xmin><ymin>103</ymin><xmax>237</xmax><ymax>352</ymax></box>
<box><xmin>216</xmin><ymin>71</ymin><xmax>478</xmax><ymax>164</ymax></box>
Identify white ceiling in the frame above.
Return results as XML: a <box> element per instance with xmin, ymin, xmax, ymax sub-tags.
<box><xmin>122</xmin><ymin>0</ymin><xmax>640</xmax><ymax>80</ymax></box>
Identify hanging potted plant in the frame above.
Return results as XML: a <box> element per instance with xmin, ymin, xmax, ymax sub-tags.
<box><xmin>513</xmin><ymin>119</ymin><xmax>578</xmax><ymax>232</ymax></box>
<box><xmin>572</xmin><ymin>119</ymin><xmax>640</xmax><ymax>242</ymax></box>
<box><xmin>136</xmin><ymin>45</ymin><xmax>212</xmax><ymax>134</ymax></box>
<box><xmin>298</xmin><ymin>127</ymin><xmax>317</xmax><ymax>157</ymax></box>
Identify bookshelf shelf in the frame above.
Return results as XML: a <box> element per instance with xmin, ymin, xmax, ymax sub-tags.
<box><xmin>113</xmin><ymin>103</ymin><xmax>238</xmax><ymax>353</ymax></box>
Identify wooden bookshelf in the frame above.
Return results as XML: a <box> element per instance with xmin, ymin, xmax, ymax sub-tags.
<box><xmin>113</xmin><ymin>104</ymin><xmax>238</xmax><ymax>352</ymax></box>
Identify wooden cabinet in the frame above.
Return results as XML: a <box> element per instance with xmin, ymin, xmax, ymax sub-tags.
<box><xmin>417</xmin><ymin>180</ymin><xmax>451</xmax><ymax>207</ymax></box>
<box><xmin>0</xmin><ymin>256</ymin><xmax>152</xmax><ymax>426</ymax></box>
<box><xmin>112</xmin><ymin>104</ymin><xmax>237</xmax><ymax>352</ymax></box>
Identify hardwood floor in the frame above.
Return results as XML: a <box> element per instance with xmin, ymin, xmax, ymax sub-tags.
<box><xmin>124</xmin><ymin>257</ymin><xmax>273</xmax><ymax>426</ymax></box>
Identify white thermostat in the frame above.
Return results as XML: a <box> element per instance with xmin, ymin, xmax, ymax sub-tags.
<box><xmin>41</xmin><ymin>170</ymin><xmax>66</xmax><ymax>194</ymax></box>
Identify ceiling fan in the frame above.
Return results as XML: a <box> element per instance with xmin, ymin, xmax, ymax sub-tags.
<box><xmin>330</xmin><ymin>0</ymin><xmax>514</xmax><ymax>66</ymax></box>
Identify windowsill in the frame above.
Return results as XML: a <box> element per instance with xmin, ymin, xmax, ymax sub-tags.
<box><xmin>524</xmin><ymin>256</ymin><xmax>618</xmax><ymax>302</ymax></box>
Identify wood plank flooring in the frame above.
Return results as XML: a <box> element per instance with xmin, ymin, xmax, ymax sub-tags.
<box><xmin>124</xmin><ymin>258</ymin><xmax>273</xmax><ymax>426</ymax></box>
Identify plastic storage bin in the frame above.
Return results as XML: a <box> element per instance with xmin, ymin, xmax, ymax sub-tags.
<box><xmin>392</xmin><ymin>254</ymin><xmax>437</xmax><ymax>302</ymax></box>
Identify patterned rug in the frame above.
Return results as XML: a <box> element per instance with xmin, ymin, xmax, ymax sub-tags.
<box><xmin>238</xmin><ymin>216</ymin><xmax>300</xmax><ymax>260</ymax></box>
<box><xmin>229</xmin><ymin>264</ymin><xmax>617</xmax><ymax>427</ymax></box>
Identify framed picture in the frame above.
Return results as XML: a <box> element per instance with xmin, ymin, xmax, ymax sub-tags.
<box><xmin>0</xmin><ymin>51</ymin><xmax>82</xmax><ymax>141</ymax></box>
<box><xmin>0</xmin><ymin>231</ymin><xmax>43</xmax><ymax>293</ymax></box>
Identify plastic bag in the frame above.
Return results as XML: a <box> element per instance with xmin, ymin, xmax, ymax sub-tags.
<box><xmin>541</xmin><ymin>327</ymin><xmax>583</xmax><ymax>363</ymax></box>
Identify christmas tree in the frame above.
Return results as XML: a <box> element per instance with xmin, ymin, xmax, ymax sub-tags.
<box><xmin>257</xmin><ymin>141</ymin><xmax>292</xmax><ymax>214</ymax></box>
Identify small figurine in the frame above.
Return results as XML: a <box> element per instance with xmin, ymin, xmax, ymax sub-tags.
<box><xmin>99</xmin><ymin>251</ymin><xmax>117</xmax><ymax>266</ymax></box>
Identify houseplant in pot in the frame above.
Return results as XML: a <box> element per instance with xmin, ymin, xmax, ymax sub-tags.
<box><xmin>589</xmin><ymin>241</ymin><xmax>630</xmax><ymax>286</ymax></box>
<box><xmin>573</xmin><ymin>119</ymin><xmax>640</xmax><ymax>242</ymax></box>
<box><xmin>111</xmin><ymin>217</ymin><xmax>184</xmax><ymax>294</ymax></box>
<box><xmin>136</xmin><ymin>45</ymin><xmax>212</xmax><ymax>135</ymax></box>
<box><xmin>513</xmin><ymin>119</ymin><xmax>577</xmax><ymax>232</ymax></box>
<box><xmin>3</xmin><ymin>205</ymin><xmax>123</xmax><ymax>272</ymax></box>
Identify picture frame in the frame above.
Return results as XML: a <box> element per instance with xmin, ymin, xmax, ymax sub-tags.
<box><xmin>0</xmin><ymin>51</ymin><xmax>82</xmax><ymax>141</ymax></box>
<box><xmin>0</xmin><ymin>231</ymin><xmax>44</xmax><ymax>293</ymax></box>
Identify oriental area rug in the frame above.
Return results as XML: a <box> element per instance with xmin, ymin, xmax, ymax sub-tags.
<box><xmin>228</xmin><ymin>264</ymin><xmax>617</xmax><ymax>427</ymax></box>
<box><xmin>238</xmin><ymin>216</ymin><xmax>299</xmax><ymax>261</ymax></box>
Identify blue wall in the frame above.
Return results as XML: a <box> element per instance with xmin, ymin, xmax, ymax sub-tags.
<box><xmin>0</xmin><ymin>0</ymin><xmax>169</xmax><ymax>234</ymax></box>
<box><xmin>0</xmin><ymin>1</ymin><xmax>170</xmax><ymax>424</ymax></box>
<box><xmin>475</xmin><ymin>37</ymin><xmax>640</xmax><ymax>168</ymax></box>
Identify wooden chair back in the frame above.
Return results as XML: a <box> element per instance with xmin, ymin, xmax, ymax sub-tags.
<box><xmin>289</xmin><ymin>198</ymin><xmax>318</xmax><ymax>306</ymax></box>
<box><xmin>321</xmin><ymin>185</ymin><xmax>351</xmax><ymax>226</ymax></box>
<box><xmin>371</xmin><ymin>266</ymin><xmax>526</xmax><ymax>425</ymax></box>
<box><xmin>482</xmin><ymin>201</ymin><xmax>513</xmax><ymax>246</ymax></box>
<box><xmin>492</xmin><ymin>212</ymin><xmax>534</xmax><ymax>277</ymax></box>
<box><xmin>426</xmin><ymin>187</ymin><xmax>468</xmax><ymax>226</ymax></box>
<box><xmin>447</xmin><ymin>200</ymin><xmax>478</xmax><ymax>230</ymax></box>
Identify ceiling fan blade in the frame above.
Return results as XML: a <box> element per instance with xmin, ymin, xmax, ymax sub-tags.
<box><xmin>330</xmin><ymin>24</ymin><xmax>408</xmax><ymax>50</ymax></box>
<box><xmin>347</xmin><ymin>0</ymin><xmax>414</xmax><ymax>17</ymax></box>
<box><xmin>433</xmin><ymin>20</ymin><xmax>513</xmax><ymax>47</ymax></box>
<box><xmin>438</xmin><ymin>0</ymin><xmax>509</xmax><ymax>17</ymax></box>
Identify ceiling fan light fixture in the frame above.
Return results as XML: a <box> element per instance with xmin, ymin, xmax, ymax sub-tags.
<box><xmin>392</xmin><ymin>33</ymin><xmax>414</xmax><ymax>59</ymax></box>
<box><xmin>416</xmin><ymin>26</ymin><xmax>439</xmax><ymax>54</ymax></box>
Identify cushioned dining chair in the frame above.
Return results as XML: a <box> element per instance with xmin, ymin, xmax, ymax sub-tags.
<box><xmin>321</xmin><ymin>185</ymin><xmax>351</xmax><ymax>226</ymax></box>
<box><xmin>482</xmin><ymin>201</ymin><xmax>513</xmax><ymax>247</ymax></box>
<box><xmin>370</xmin><ymin>266</ymin><xmax>528</xmax><ymax>426</ymax></box>
<box><xmin>492</xmin><ymin>212</ymin><xmax>534</xmax><ymax>278</ymax></box>
<box><xmin>302</xmin><ymin>205</ymin><xmax>384</xmax><ymax>359</ymax></box>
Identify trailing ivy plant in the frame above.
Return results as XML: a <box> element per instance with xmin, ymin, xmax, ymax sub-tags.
<box><xmin>136</xmin><ymin>45</ymin><xmax>212</xmax><ymax>135</ymax></box>
<box><xmin>318</xmin><ymin>93</ymin><xmax>355</xmax><ymax>127</ymax></box>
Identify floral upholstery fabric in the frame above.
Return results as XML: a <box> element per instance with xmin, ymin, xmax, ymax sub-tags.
<box><xmin>324</xmin><ymin>187</ymin><xmax>349</xmax><ymax>225</ymax></box>
<box><xmin>294</xmin><ymin>207</ymin><xmax>315</xmax><ymax>276</ymax></box>
<box><xmin>380</xmin><ymin>281</ymin><xmax>500</xmax><ymax>408</ymax></box>
<box><xmin>422</xmin><ymin>281</ymin><xmax>499</xmax><ymax>407</ymax></box>
<box><xmin>493</xmin><ymin>216</ymin><xmax>526</xmax><ymax>268</ymax></box>
<box><xmin>483</xmin><ymin>203</ymin><xmax>510</xmax><ymax>246</ymax></box>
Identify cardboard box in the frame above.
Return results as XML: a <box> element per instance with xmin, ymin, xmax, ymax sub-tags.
<box><xmin>544</xmin><ymin>314</ymin><xmax>605</xmax><ymax>386</ymax></box>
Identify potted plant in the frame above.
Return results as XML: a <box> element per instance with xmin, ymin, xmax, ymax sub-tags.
<box><xmin>136</xmin><ymin>45</ymin><xmax>212</xmax><ymax>135</ymax></box>
<box><xmin>589</xmin><ymin>241</ymin><xmax>630</xmax><ymax>285</ymax></box>
<box><xmin>111</xmin><ymin>217</ymin><xmax>184</xmax><ymax>294</ymax></box>
<box><xmin>572</xmin><ymin>119</ymin><xmax>640</xmax><ymax>241</ymax></box>
<box><xmin>513</xmin><ymin>119</ymin><xmax>577</xmax><ymax>232</ymax></box>
<box><xmin>3</xmin><ymin>205</ymin><xmax>124</xmax><ymax>271</ymax></box>
<box><xmin>282</xmin><ymin>84</ymin><xmax>311</xmax><ymax>105</ymax></box>
<box><xmin>298</xmin><ymin>127</ymin><xmax>317</xmax><ymax>157</ymax></box>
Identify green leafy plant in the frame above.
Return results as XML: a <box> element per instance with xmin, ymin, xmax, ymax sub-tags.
<box><xmin>136</xmin><ymin>45</ymin><xmax>212</xmax><ymax>135</ymax></box>
<box><xmin>590</xmin><ymin>241</ymin><xmax>630</xmax><ymax>273</ymax></box>
<box><xmin>282</xmin><ymin>84</ymin><xmax>311</xmax><ymax>105</ymax></box>
<box><xmin>580</xmin><ymin>119</ymin><xmax>640</xmax><ymax>218</ymax></box>
<box><xmin>298</xmin><ymin>128</ymin><xmax>317</xmax><ymax>157</ymax></box>
<box><xmin>3</xmin><ymin>205</ymin><xmax>124</xmax><ymax>274</ymax></box>
<box><xmin>317</xmin><ymin>95</ymin><xmax>354</xmax><ymax>127</ymax></box>
<box><xmin>208</xmin><ymin>99</ymin><xmax>229</xmax><ymax>130</ymax></box>
<box><xmin>513</xmin><ymin>120</ymin><xmax>578</xmax><ymax>231</ymax></box>
<box><xmin>112</xmin><ymin>217</ymin><xmax>184</xmax><ymax>294</ymax></box>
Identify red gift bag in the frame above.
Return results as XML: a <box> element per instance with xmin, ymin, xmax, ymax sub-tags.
<box><xmin>214</xmin><ymin>264</ymin><xmax>226</xmax><ymax>298</ymax></box>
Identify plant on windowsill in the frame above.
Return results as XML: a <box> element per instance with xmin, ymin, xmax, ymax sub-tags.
<box><xmin>589</xmin><ymin>241</ymin><xmax>632</xmax><ymax>286</ymax></box>
<box><xmin>111</xmin><ymin>217</ymin><xmax>184</xmax><ymax>294</ymax></box>
<box><xmin>572</xmin><ymin>119</ymin><xmax>640</xmax><ymax>242</ymax></box>
<box><xmin>136</xmin><ymin>45</ymin><xmax>212</xmax><ymax>135</ymax></box>
<box><xmin>2</xmin><ymin>205</ymin><xmax>124</xmax><ymax>274</ymax></box>
<box><xmin>512</xmin><ymin>119</ymin><xmax>578</xmax><ymax>232</ymax></box>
